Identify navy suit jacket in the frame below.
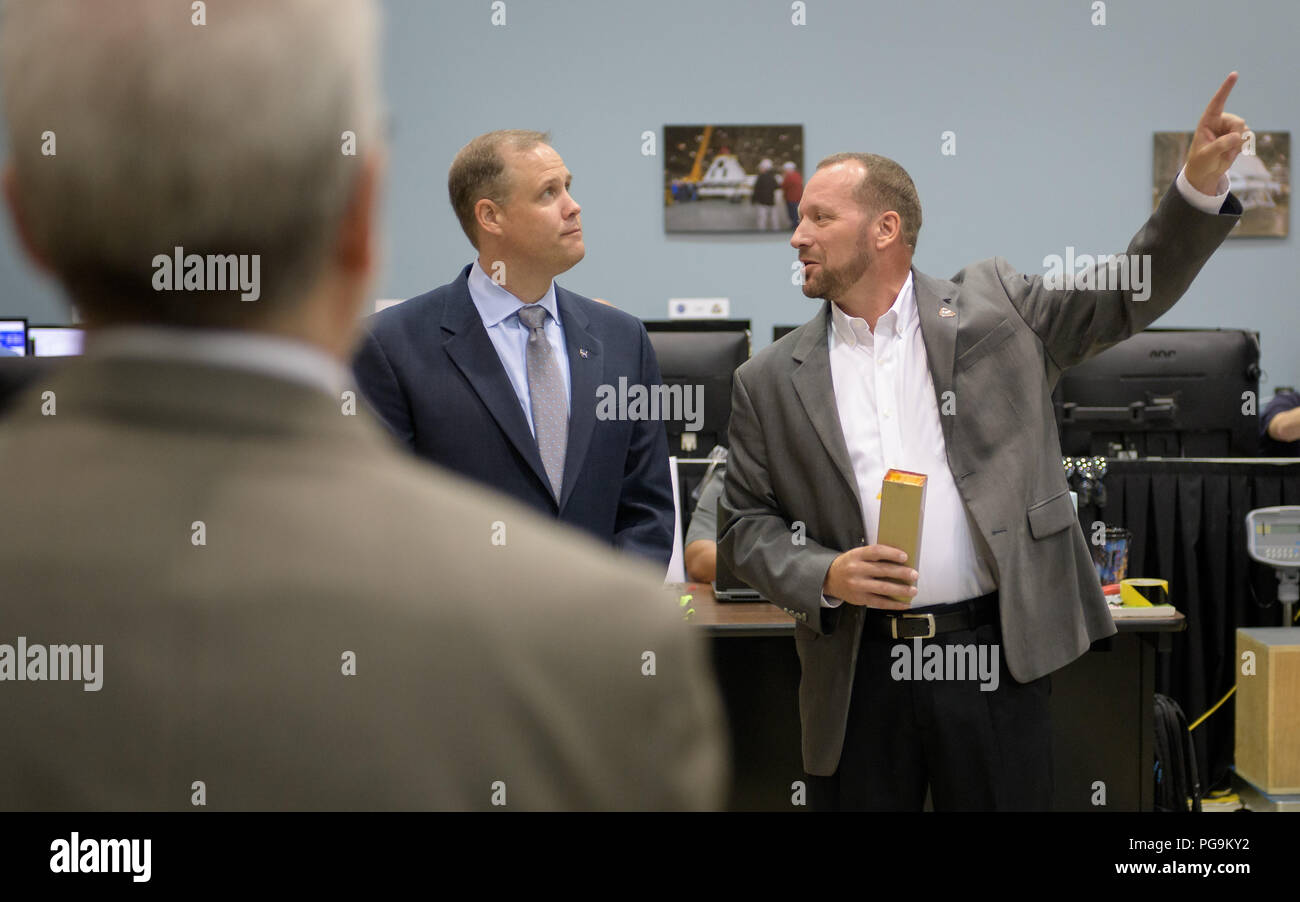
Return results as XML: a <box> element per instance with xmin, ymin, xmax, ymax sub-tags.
<box><xmin>353</xmin><ymin>264</ymin><xmax>675</xmax><ymax>568</ymax></box>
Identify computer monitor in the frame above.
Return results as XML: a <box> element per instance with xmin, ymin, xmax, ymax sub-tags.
<box><xmin>1055</xmin><ymin>328</ymin><xmax>1261</xmax><ymax>457</ymax></box>
<box><xmin>0</xmin><ymin>318</ymin><xmax>27</xmax><ymax>357</ymax></box>
<box><xmin>28</xmin><ymin>326</ymin><xmax>85</xmax><ymax>357</ymax></box>
<box><xmin>773</xmin><ymin>324</ymin><xmax>798</xmax><ymax>341</ymax></box>
<box><xmin>643</xmin><ymin>320</ymin><xmax>750</xmax><ymax>458</ymax></box>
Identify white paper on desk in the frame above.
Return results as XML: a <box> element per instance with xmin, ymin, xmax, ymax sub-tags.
<box><xmin>664</xmin><ymin>456</ymin><xmax>686</xmax><ymax>583</ymax></box>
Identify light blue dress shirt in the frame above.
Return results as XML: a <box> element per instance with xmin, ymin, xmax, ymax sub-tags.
<box><xmin>86</xmin><ymin>326</ymin><xmax>352</xmax><ymax>397</ymax></box>
<box><xmin>466</xmin><ymin>260</ymin><xmax>572</xmax><ymax>437</ymax></box>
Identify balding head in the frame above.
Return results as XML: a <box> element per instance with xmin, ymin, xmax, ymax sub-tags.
<box><xmin>815</xmin><ymin>152</ymin><xmax>922</xmax><ymax>252</ymax></box>
<box><xmin>448</xmin><ymin>129</ymin><xmax>551</xmax><ymax>249</ymax></box>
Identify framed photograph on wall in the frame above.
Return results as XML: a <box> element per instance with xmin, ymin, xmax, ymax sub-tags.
<box><xmin>664</xmin><ymin>124</ymin><xmax>804</xmax><ymax>233</ymax></box>
<box><xmin>1153</xmin><ymin>131</ymin><xmax>1290</xmax><ymax>237</ymax></box>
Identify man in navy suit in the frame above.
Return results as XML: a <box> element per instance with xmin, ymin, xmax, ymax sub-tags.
<box><xmin>353</xmin><ymin>130</ymin><xmax>674</xmax><ymax>567</ymax></box>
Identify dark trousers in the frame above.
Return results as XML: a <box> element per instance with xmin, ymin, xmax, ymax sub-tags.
<box><xmin>806</xmin><ymin>601</ymin><xmax>1053</xmax><ymax>811</ymax></box>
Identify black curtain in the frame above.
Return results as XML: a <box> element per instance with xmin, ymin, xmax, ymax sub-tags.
<box><xmin>1078</xmin><ymin>460</ymin><xmax>1300</xmax><ymax>791</ymax></box>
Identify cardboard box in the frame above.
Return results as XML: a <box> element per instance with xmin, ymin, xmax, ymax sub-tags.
<box><xmin>1235</xmin><ymin>627</ymin><xmax>1300</xmax><ymax>794</ymax></box>
<box><xmin>876</xmin><ymin>468</ymin><xmax>926</xmax><ymax>604</ymax></box>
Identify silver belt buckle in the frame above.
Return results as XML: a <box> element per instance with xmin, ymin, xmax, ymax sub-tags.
<box><xmin>891</xmin><ymin>612</ymin><xmax>936</xmax><ymax>640</ymax></box>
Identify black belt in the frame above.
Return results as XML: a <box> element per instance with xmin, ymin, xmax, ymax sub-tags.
<box><xmin>862</xmin><ymin>591</ymin><xmax>998</xmax><ymax>640</ymax></box>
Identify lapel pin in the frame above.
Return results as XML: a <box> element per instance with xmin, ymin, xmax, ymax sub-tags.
<box><xmin>579</xmin><ymin>348</ymin><xmax>590</xmax><ymax>358</ymax></box>
<box><xmin>939</xmin><ymin>306</ymin><xmax>956</xmax><ymax>318</ymax></box>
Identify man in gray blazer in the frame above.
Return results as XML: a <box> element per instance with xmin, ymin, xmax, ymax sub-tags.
<box><xmin>0</xmin><ymin>0</ymin><xmax>725</xmax><ymax>811</ymax></box>
<box><xmin>719</xmin><ymin>74</ymin><xmax>1247</xmax><ymax>810</ymax></box>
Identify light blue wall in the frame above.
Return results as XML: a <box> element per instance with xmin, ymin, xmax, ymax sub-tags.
<box><xmin>1</xmin><ymin>0</ymin><xmax>1295</xmax><ymax>392</ymax></box>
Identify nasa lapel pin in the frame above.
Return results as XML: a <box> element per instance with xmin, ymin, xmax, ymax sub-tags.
<box><xmin>579</xmin><ymin>348</ymin><xmax>590</xmax><ymax>358</ymax></box>
<box><xmin>939</xmin><ymin>306</ymin><xmax>956</xmax><ymax>318</ymax></box>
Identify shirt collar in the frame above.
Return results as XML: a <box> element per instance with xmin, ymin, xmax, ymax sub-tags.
<box><xmin>830</xmin><ymin>272</ymin><xmax>916</xmax><ymax>348</ymax></box>
<box><xmin>467</xmin><ymin>260</ymin><xmax>561</xmax><ymax>328</ymax></box>
<box><xmin>84</xmin><ymin>325</ymin><xmax>352</xmax><ymax>397</ymax></box>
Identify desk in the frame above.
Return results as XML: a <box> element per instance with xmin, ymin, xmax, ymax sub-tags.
<box><xmin>672</xmin><ymin>583</ymin><xmax>1186</xmax><ymax>811</ymax></box>
<box><xmin>1083</xmin><ymin>458</ymin><xmax>1300</xmax><ymax>791</ymax></box>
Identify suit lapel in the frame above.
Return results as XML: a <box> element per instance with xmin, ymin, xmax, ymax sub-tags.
<box><xmin>555</xmin><ymin>288</ymin><xmax>601</xmax><ymax>513</ymax></box>
<box><xmin>791</xmin><ymin>301</ymin><xmax>861</xmax><ymax>507</ymax></box>
<box><xmin>440</xmin><ymin>273</ymin><xmax>553</xmax><ymax>500</ymax></box>
<box><xmin>912</xmin><ymin>267</ymin><xmax>960</xmax><ymax>451</ymax></box>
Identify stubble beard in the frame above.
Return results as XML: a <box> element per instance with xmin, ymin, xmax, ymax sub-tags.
<box><xmin>803</xmin><ymin>229</ymin><xmax>873</xmax><ymax>303</ymax></box>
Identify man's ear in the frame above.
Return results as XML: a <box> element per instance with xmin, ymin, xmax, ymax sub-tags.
<box><xmin>2</xmin><ymin>164</ymin><xmax>54</xmax><ymax>274</ymax></box>
<box><xmin>475</xmin><ymin>197</ymin><xmax>505</xmax><ymax>241</ymax></box>
<box><xmin>874</xmin><ymin>210</ymin><xmax>902</xmax><ymax>250</ymax></box>
<box><xmin>335</xmin><ymin>150</ymin><xmax>384</xmax><ymax>277</ymax></box>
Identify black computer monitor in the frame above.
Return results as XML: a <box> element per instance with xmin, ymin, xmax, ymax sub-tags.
<box><xmin>28</xmin><ymin>325</ymin><xmax>85</xmax><ymax>357</ymax></box>
<box><xmin>1055</xmin><ymin>328</ymin><xmax>1261</xmax><ymax>457</ymax></box>
<box><xmin>0</xmin><ymin>318</ymin><xmax>27</xmax><ymax>357</ymax></box>
<box><xmin>643</xmin><ymin>320</ymin><xmax>750</xmax><ymax>458</ymax></box>
<box><xmin>773</xmin><ymin>324</ymin><xmax>798</xmax><ymax>341</ymax></box>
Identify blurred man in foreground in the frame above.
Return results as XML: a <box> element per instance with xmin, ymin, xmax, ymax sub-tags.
<box><xmin>0</xmin><ymin>0</ymin><xmax>725</xmax><ymax>811</ymax></box>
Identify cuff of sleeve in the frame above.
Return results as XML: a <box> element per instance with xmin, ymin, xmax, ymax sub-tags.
<box><xmin>821</xmin><ymin>593</ymin><xmax>844</xmax><ymax>609</ymax></box>
<box><xmin>1175</xmin><ymin>165</ymin><xmax>1231</xmax><ymax>214</ymax></box>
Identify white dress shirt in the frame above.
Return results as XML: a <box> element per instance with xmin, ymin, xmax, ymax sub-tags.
<box><xmin>820</xmin><ymin>167</ymin><xmax>1231</xmax><ymax>609</ymax></box>
<box><xmin>826</xmin><ymin>272</ymin><xmax>997</xmax><ymax>608</ymax></box>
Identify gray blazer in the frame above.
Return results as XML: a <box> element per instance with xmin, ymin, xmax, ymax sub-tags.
<box><xmin>719</xmin><ymin>183</ymin><xmax>1240</xmax><ymax>776</ymax></box>
<box><xmin>0</xmin><ymin>355</ymin><xmax>727</xmax><ymax>810</ymax></box>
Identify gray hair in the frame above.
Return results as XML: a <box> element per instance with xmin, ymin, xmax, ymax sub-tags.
<box><xmin>0</xmin><ymin>0</ymin><xmax>382</xmax><ymax>325</ymax></box>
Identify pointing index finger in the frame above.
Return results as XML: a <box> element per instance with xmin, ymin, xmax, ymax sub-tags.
<box><xmin>1200</xmin><ymin>71</ymin><xmax>1238</xmax><ymax>127</ymax></box>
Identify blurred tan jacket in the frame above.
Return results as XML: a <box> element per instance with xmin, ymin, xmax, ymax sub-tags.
<box><xmin>0</xmin><ymin>354</ymin><xmax>727</xmax><ymax>810</ymax></box>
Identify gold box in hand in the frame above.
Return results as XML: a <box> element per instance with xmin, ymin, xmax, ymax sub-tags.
<box><xmin>876</xmin><ymin>468</ymin><xmax>927</xmax><ymax>604</ymax></box>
